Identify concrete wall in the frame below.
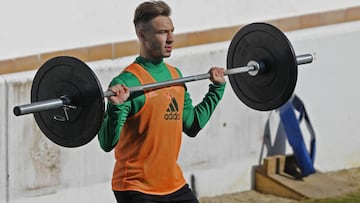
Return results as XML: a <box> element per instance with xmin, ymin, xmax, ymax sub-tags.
<box><xmin>2</xmin><ymin>1</ymin><xmax>360</xmax><ymax>74</ymax></box>
<box><xmin>1</xmin><ymin>21</ymin><xmax>360</xmax><ymax>202</ymax></box>
<box><xmin>289</xmin><ymin>21</ymin><xmax>360</xmax><ymax>171</ymax></box>
<box><xmin>2</xmin><ymin>0</ymin><xmax>360</xmax><ymax>61</ymax></box>
<box><xmin>0</xmin><ymin>77</ymin><xmax>7</xmax><ymax>203</ymax></box>
<box><xmin>1</xmin><ymin>70</ymin><xmax>116</xmax><ymax>202</ymax></box>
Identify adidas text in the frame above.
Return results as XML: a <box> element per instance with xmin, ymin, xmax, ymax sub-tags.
<box><xmin>164</xmin><ymin>113</ymin><xmax>180</xmax><ymax>120</ymax></box>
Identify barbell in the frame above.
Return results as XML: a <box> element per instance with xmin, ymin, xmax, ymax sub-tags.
<box><xmin>13</xmin><ymin>22</ymin><xmax>313</xmax><ymax>148</ymax></box>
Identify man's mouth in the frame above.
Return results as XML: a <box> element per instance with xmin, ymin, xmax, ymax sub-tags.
<box><xmin>165</xmin><ymin>46</ymin><xmax>172</xmax><ymax>52</ymax></box>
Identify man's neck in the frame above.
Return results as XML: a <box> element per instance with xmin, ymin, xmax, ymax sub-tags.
<box><xmin>139</xmin><ymin>55</ymin><xmax>163</xmax><ymax>64</ymax></box>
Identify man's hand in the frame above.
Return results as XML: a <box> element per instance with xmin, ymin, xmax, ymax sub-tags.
<box><xmin>209</xmin><ymin>67</ymin><xmax>226</xmax><ymax>85</ymax></box>
<box><xmin>108</xmin><ymin>84</ymin><xmax>130</xmax><ymax>104</ymax></box>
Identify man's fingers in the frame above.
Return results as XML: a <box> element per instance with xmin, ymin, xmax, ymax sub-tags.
<box><xmin>109</xmin><ymin>84</ymin><xmax>128</xmax><ymax>96</ymax></box>
<box><xmin>209</xmin><ymin>67</ymin><xmax>226</xmax><ymax>84</ymax></box>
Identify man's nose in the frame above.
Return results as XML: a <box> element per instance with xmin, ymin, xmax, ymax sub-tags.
<box><xmin>167</xmin><ymin>31</ymin><xmax>174</xmax><ymax>43</ymax></box>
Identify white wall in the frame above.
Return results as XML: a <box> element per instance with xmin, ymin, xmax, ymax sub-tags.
<box><xmin>1</xmin><ymin>0</ymin><xmax>360</xmax><ymax>60</ymax></box>
<box><xmin>2</xmin><ymin>21</ymin><xmax>360</xmax><ymax>201</ymax></box>
<box><xmin>1</xmin><ymin>70</ymin><xmax>116</xmax><ymax>201</ymax></box>
<box><xmin>0</xmin><ymin>77</ymin><xmax>7</xmax><ymax>203</ymax></box>
<box><xmin>289</xmin><ymin>21</ymin><xmax>360</xmax><ymax>171</ymax></box>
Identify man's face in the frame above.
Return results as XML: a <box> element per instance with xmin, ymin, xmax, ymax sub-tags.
<box><xmin>141</xmin><ymin>16</ymin><xmax>174</xmax><ymax>61</ymax></box>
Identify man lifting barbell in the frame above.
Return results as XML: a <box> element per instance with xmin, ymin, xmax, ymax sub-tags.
<box><xmin>98</xmin><ymin>1</ymin><xmax>225</xmax><ymax>202</ymax></box>
<box><xmin>12</xmin><ymin>1</ymin><xmax>314</xmax><ymax>202</ymax></box>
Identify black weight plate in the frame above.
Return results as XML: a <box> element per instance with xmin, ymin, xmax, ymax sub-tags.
<box><xmin>31</xmin><ymin>56</ymin><xmax>104</xmax><ymax>147</ymax></box>
<box><xmin>227</xmin><ymin>23</ymin><xmax>297</xmax><ymax>111</ymax></box>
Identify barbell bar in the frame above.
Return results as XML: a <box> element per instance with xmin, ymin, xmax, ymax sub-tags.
<box><xmin>14</xmin><ymin>53</ymin><xmax>312</xmax><ymax>117</ymax></box>
<box><xmin>13</xmin><ymin>22</ymin><xmax>314</xmax><ymax>147</ymax></box>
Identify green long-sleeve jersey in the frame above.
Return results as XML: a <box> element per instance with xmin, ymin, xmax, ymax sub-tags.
<box><xmin>98</xmin><ymin>57</ymin><xmax>226</xmax><ymax>152</ymax></box>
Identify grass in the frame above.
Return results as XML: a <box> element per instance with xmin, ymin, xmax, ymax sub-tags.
<box><xmin>299</xmin><ymin>190</ymin><xmax>360</xmax><ymax>203</ymax></box>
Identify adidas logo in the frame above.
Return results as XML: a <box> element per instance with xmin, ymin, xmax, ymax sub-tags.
<box><xmin>164</xmin><ymin>97</ymin><xmax>180</xmax><ymax>120</ymax></box>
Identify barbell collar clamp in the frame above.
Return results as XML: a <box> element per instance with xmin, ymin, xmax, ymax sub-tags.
<box><xmin>247</xmin><ymin>60</ymin><xmax>264</xmax><ymax>76</ymax></box>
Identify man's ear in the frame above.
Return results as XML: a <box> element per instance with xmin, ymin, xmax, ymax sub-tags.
<box><xmin>137</xmin><ymin>29</ymin><xmax>146</xmax><ymax>43</ymax></box>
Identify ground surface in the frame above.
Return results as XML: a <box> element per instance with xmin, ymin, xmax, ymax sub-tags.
<box><xmin>200</xmin><ymin>167</ymin><xmax>360</xmax><ymax>203</ymax></box>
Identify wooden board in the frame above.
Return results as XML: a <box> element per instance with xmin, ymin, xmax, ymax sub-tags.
<box><xmin>254</xmin><ymin>155</ymin><xmax>356</xmax><ymax>200</ymax></box>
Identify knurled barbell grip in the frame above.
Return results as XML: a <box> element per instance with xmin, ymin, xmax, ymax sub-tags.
<box><xmin>103</xmin><ymin>65</ymin><xmax>251</xmax><ymax>97</ymax></box>
<box><xmin>103</xmin><ymin>65</ymin><xmax>252</xmax><ymax>97</ymax></box>
<box><xmin>104</xmin><ymin>54</ymin><xmax>313</xmax><ymax>97</ymax></box>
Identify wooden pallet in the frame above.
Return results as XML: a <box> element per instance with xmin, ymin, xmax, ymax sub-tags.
<box><xmin>254</xmin><ymin>155</ymin><xmax>355</xmax><ymax>200</ymax></box>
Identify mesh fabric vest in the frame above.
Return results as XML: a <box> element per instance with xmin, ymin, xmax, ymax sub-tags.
<box><xmin>112</xmin><ymin>63</ymin><xmax>186</xmax><ymax>195</ymax></box>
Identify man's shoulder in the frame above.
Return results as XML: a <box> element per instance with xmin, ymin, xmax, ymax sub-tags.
<box><xmin>165</xmin><ymin>63</ymin><xmax>183</xmax><ymax>77</ymax></box>
<box><xmin>110</xmin><ymin>68</ymin><xmax>139</xmax><ymax>87</ymax></box>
